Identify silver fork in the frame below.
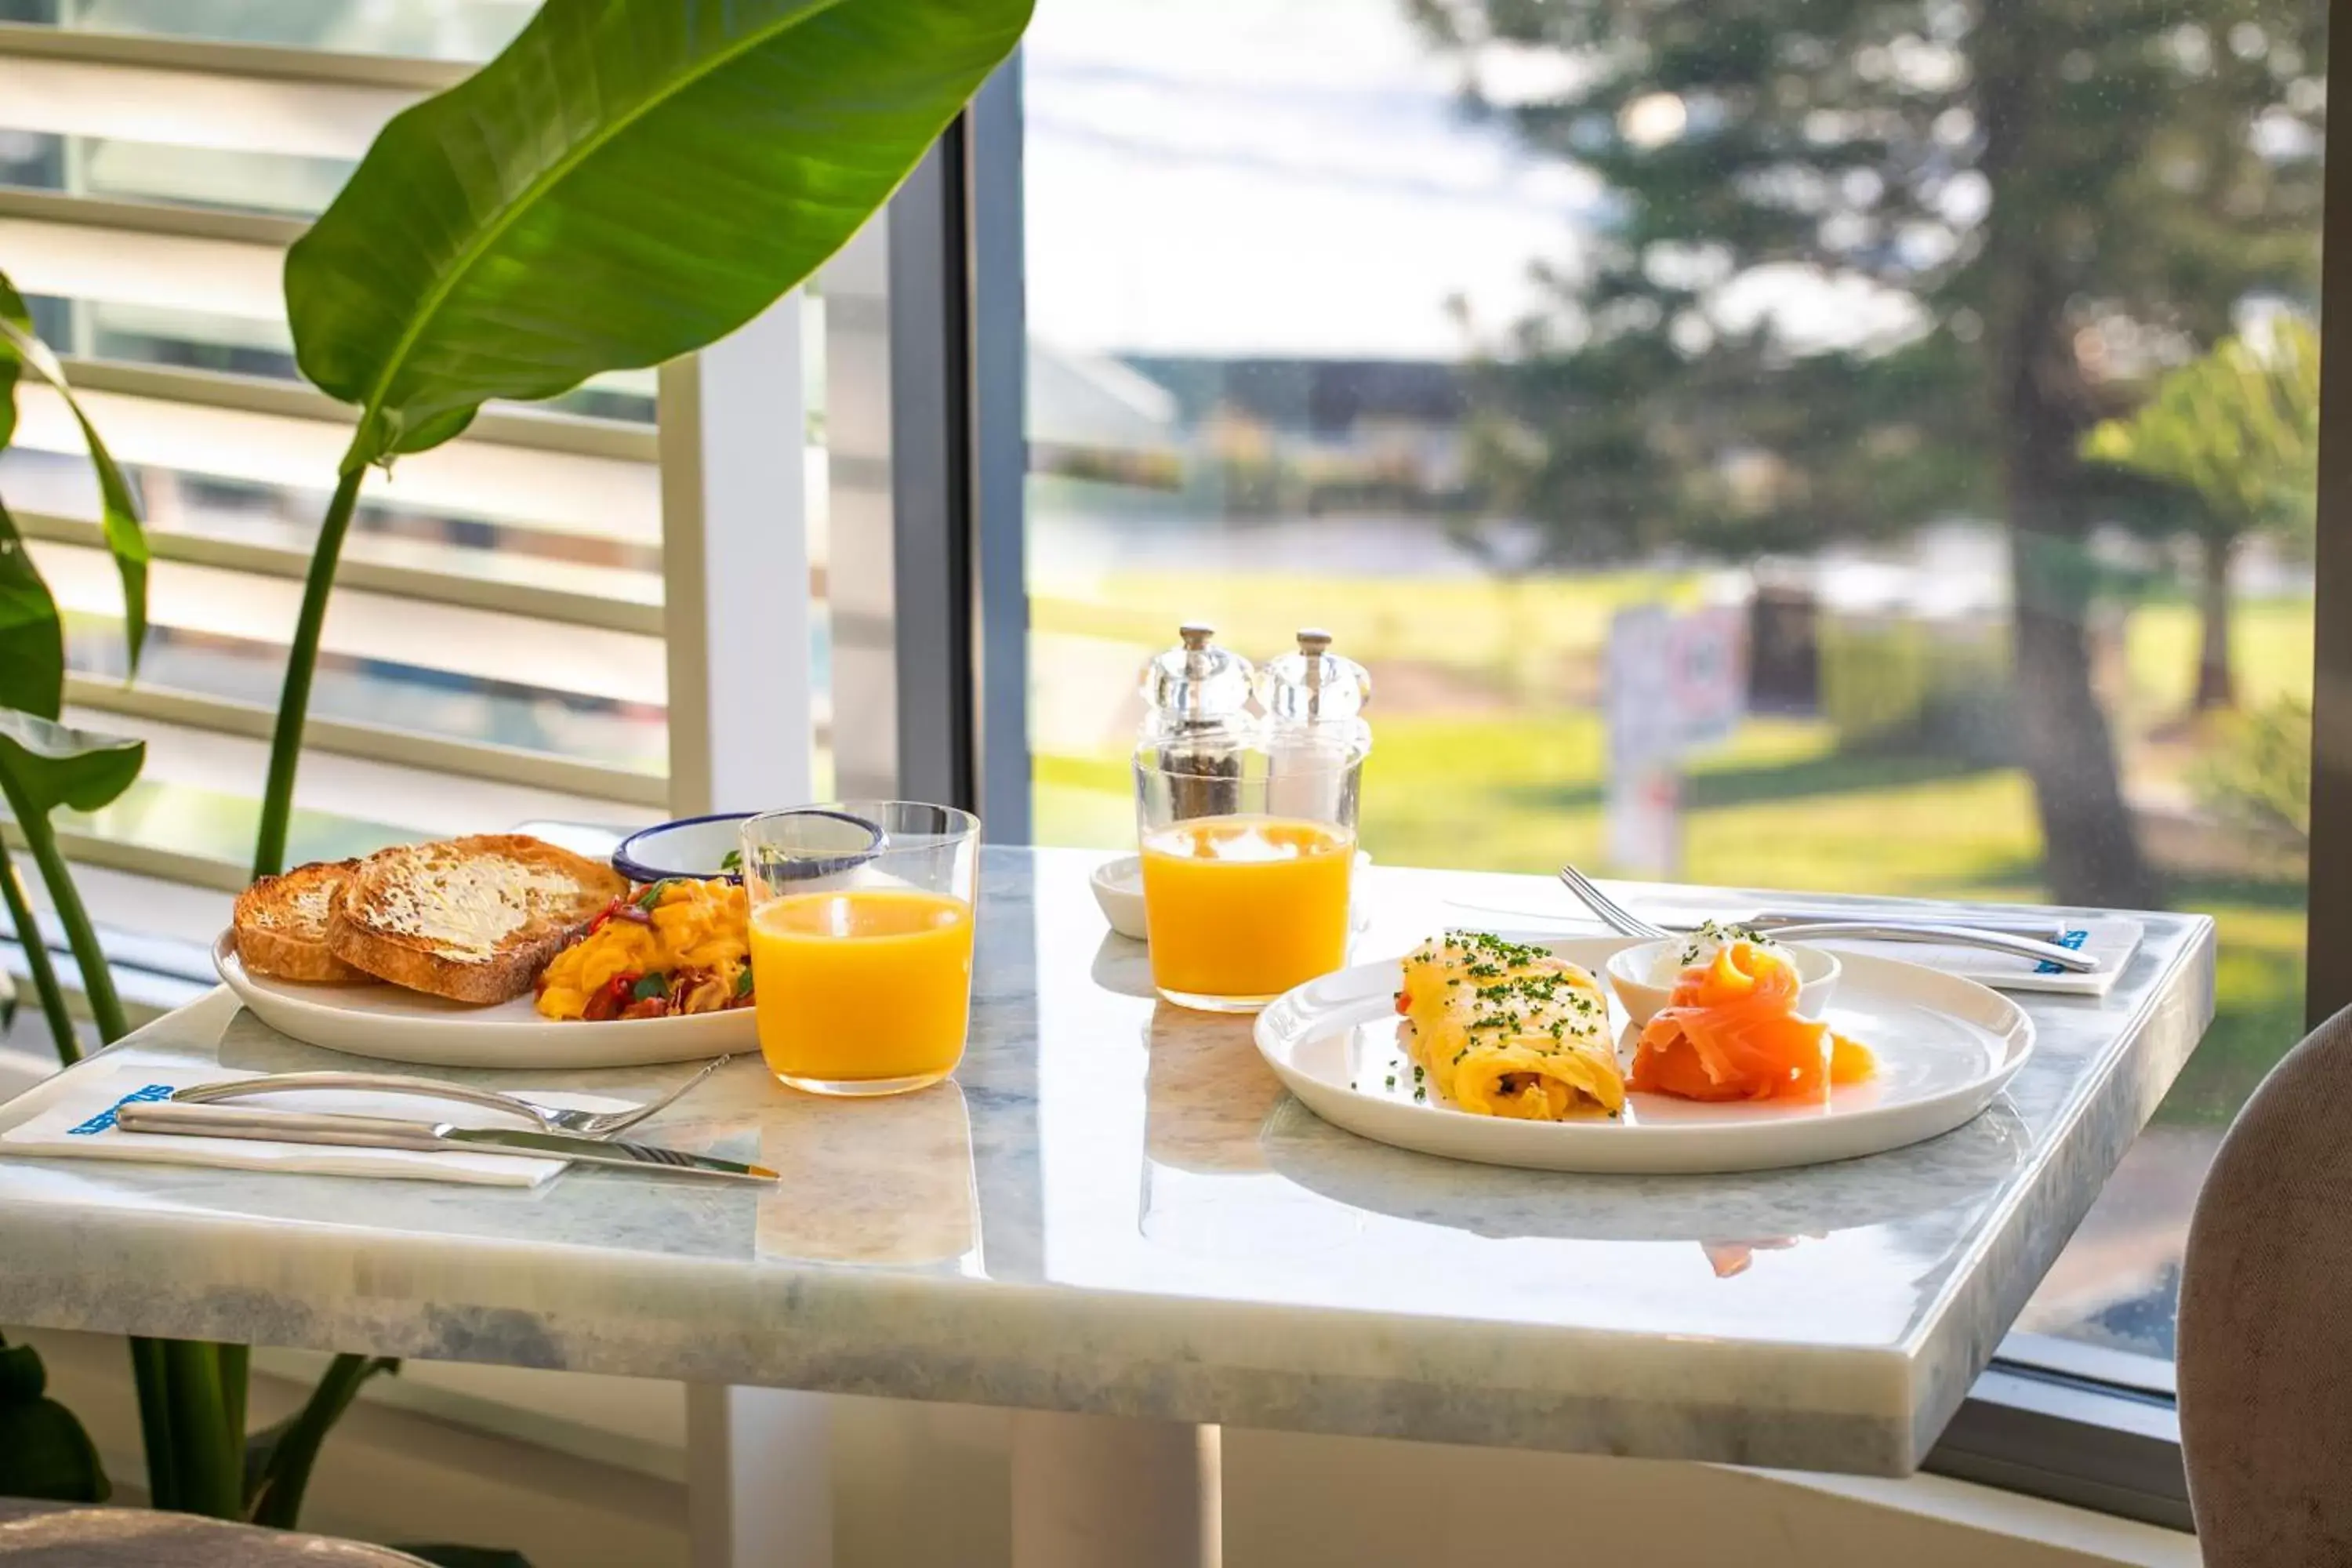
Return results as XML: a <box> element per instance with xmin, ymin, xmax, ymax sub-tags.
<box><xmin>1556</xmin><ymin>863</ymin><xmax>1671</xmax><ymax>938</ymax></box>
<box><xmin>172</xmin><ymin>1054</ymin><xmax>732</xmax><ymax>1140</ymax></box>
<box><xmin>1554</xmin><ymin>866</ymin><xmax>2100</xmax><ymax>974</ymax></box>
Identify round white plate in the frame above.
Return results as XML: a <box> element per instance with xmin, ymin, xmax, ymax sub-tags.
<box><xmin>212</xmin><ymin>932</ymin><xmax>753</xmax><ymax>1069</ymax></box>
<box><xmin>1254</xmin><ymin>936</ymin><xmax>2033</xmax><ymax>1174</ymax></box>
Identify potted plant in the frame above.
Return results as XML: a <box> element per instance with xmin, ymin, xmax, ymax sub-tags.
<box><xmin>1</xmin><ymin>0</ymin><xmax>1033</xmax><ymax>1541</ymax></box>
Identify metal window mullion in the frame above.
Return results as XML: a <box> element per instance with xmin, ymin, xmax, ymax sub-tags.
<box><xmin>886</xmin><ymin>130</ymin><xmax>978</xmax><ymax>811</ymax></box>
<box><xmin>822</xmin><ymin>67</ymin><xmax>1029</xmax><ymax>832</ymax></box>
<box><xmin>1925</xmin><ymin>1365</ymin><xmax>2190</xmax><ymax>1531</ymax></box>
<box><xmin>968</xmin><ymin>53</ymin><xmax>1032</xmax><ymax>844</ymax></box>
<box><xmin>2305</xmin><ymin>0</ymin><xmax>2352</xmax><ymax>1027</ymax></box>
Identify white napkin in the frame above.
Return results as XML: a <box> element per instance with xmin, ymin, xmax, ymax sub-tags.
<box><xmin>1800</xmin><ymin>916</ymin><xmax>2142</xmax><ymax>997</ymax></box>
<box><xmin>0</xmin><ymin>1062</ymin><xmax>638</xmax><ymax>1187</ymax></box>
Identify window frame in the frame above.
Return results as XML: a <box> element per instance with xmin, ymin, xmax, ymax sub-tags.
<box><xmin>820</xmin><ymin>60</ymin><xmax>1030</xmax><ymax>840</ymax></box>
<box><xmin>2</xmin><ymin>6</ymin><xmax>2330</xmax><ymax>1527</ymax></box>
<box><xmin>2303</xmin><ymin>0</ymin><xmax>2352</xmax><ymax>1030</ymax></box>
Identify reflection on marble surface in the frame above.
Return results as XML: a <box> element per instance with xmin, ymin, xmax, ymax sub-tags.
<box><xmin>0</xmin><ymin>849</ymin><xmax>2214</xmax><ymax>1474</ymax></box>
<box><xmin>756</xmin><ymin>1082</ymin><xmax>979</xmax><ymax>1270</ymax></box>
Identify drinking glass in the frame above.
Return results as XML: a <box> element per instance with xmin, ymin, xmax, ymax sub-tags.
<box><xmin>1135</xmin><ymin>753</ymin><xmax>1359</xmax><ymax>1011</ymax></box>
<box><xmin>739</xmin><ymin>802</ymin><xmax>981</xmax><ymax>1096</ymax></box>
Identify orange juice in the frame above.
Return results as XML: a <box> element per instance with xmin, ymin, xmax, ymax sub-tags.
<box><xmin>749</xmin><ymin>887</ymin><xmax>975</xmax><ymax>1093</ymax></box>
<box><xmin>1140</xmin><ymin>815</ymin><xmax>1354</xmax><ymax>1003</ymax></box>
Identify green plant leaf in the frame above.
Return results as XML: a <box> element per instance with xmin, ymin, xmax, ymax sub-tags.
<box><xmin>0</xmin><ymin>840</ymin><xmax>78</xmax><ymax>1065</ymax></box>
<box><xmin>0</xmin><ymin>709</ymin><xmax>140</xmax><ymax>1051</ymax></box>
<box><xmin>0</xmin><ymin>708</ymin><xmax>143</xmax><ymax>817</ymax></box>
<box><xmin>0</xmin><ymin>273</ymin><xmax>148</xmax><ymax>674</ymax></box>
<box><xmin>0</xmin><ymin>275</ymin><xmax>65</xmax><ymax>722</ymax></box>
<box><xmin>0</xmin><ymin>1333</ymin><xmax>112</xmax><ymax>1504</ymax></box>
<box><xmin>0</xmin><ymin>496</ymin><xmax>65</xmax><ymax>722</ymax></box>
<box><xmin>0</xmin><ymin>268</ymin><xmax>27</xmax><ymax>453</ymax></box>
<box><xmin>285</xmin><ymin>0</ymin><xmax>1033</xmax><ymax>473</ymax></box>
<box><xmin>243</xmin><ymin>1353</ymin><xmax>397</xmax><ymax>1529</ymax></box>
<box><xmin>159</xmin><ymin>1340</ymin><xmax>241</xmax><ymax>1519</ymax></box>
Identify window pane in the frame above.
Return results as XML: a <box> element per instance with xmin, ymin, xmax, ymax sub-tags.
<box><xmin>0</xmin><ymin>2</ymin><xmax>731</xmax><ymax>863</ymax></box>
<box><xmin>1</xmin><ymin>0</ymin><xmax>534</xmax><ymax>60</ymax></box>
<box><xmin>1022</xmin><ymin>0</ymin><xmax>2318</xmax><ymax>1372</ymax></box>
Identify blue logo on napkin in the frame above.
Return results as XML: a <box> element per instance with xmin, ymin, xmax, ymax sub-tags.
<box><xmin>68</xmin><ymin>1083</ymin><xmax>175</xmax><ymax>1136</ymax></box>
<box><xmin>2035</xmin><ymin>930</ymin><xmax>2090</xmax><ymax>975</ymax></box>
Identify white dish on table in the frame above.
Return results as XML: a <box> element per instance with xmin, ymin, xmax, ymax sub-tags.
<box><xmin>213</xmin><ymin>932</ymin><xmax>750</xmax><ymax>1069</ymax></box>
<box><xmin>612</xmin><ymin>808</ymin><xmax>884</xmax><ymax>884</ymax></box>
<box><xmin>1091</xmin><ymin>856</ymin><xmax>1152</xmax><ymax>940</ymax></box>
<box><xmin>1605</xmin><ymin>936</ymin><xmax>1841</xmax><ymax>1026</ymax></box>
<box><xmin>1254</xmin><ymin>935</ymin><xmax>2032</xmax><ymax>1174</ymax></box>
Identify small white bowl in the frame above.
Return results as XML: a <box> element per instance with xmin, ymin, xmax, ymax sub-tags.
<box><xmin>613</xmin><ymin>808</ymin><xmax>882</xmax><ymax>884</ymax></box>
<box><xmin>1605</xmin><ymin>938</ymin><xmax>1841</xmax><ymax>1027</ymax></box>
<box><xmin>1091</xmin><ymin>855</ymin><xmax>1150</xmax><ymax>940</ymax></box>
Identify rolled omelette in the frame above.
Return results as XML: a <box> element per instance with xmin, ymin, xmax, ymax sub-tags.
<box><xmin>1396</xmin><ymin>931</ymin><xmax>1624</xmax><ymax>1120</ymax></box>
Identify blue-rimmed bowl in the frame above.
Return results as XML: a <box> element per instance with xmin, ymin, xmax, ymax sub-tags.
<box><xmin>612</xmin><ymin>809</ymin><xmax>884</xmax><ymax>885</ymax></box>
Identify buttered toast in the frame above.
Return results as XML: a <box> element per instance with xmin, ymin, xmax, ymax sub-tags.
<box><xmin>233</xmin><ymin>859</ymin><xmax>364</xmax><ymax>983</ymax></box>
<box><xmin>326</xmin><ymin>834</ymin><xmax>626</xmax><ymax>1004</ymax></box>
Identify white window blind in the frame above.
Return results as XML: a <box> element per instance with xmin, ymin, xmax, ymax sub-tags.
<box><xmin>0</xmin><ymin>6</ymin><xmax>835</xmax><ymax>895</ymax></box>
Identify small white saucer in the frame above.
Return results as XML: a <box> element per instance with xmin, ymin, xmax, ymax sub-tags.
<box><xmin>1090</xmin><ymin>857</ymin><xmax>1150</xmax><ymax>940</ymax></box>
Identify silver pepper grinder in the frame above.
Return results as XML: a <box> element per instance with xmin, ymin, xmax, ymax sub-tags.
<box><xmin>1135</xmin><ymin>622</ymin><xmax>1255</xmax><ymax>822</ymax></box>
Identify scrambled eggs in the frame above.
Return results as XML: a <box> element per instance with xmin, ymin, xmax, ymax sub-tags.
<box><xmin>1396</xmin><ymin>931</ymin><xmax>1624</xmax><ymax>1120</ymax></box>
<box><xmin>535</xmin><ymin>877</ymin><xmax>753</xmax><ymax>1021</ymax></box>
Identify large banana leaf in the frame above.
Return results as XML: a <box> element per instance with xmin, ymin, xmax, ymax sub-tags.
<box><xmin>286</xmin><ymin>0</ymin><xmax>1035</xmax><ymax>471</ymax></box>
<box><xmin>0</xmin><ymin>708</ymin><xmax>143</xmax><ymax>818</ymax></box>
<box><xmin>0</xmin><ymin>270</ymin><xmax>148</xmax><ymax>673</ymax></box>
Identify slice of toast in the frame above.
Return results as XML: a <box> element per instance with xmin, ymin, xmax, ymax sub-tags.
<box><xmin>327</xmin><ymin>834</ymin><xmax>627</xmax><ymax>1004</ymax></box>
<box><xmin>233</xmin><ymin>859</ymin><xmax>365</xmax><ymax>983</ymax></box>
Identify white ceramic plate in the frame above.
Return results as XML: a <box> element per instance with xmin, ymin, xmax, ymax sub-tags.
<box><xmin>212</xmin><ymin>932</ymin><xmax>753</xmax><ymax>1069</ymax></box>
<box><xmin>1254</xmin><ymin>936</ymin><xmax>2033</xmax><ymax>1174</ymax></box>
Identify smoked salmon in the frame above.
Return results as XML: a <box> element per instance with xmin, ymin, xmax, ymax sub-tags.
<box><xmin>1630</xmin><ymin>939</ymin><xmax>1871</xmax><ymax>1103</ymax></box>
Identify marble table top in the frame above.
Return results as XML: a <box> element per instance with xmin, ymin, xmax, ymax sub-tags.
<box><xmin>0</xmin><ymin>848</ymin><xmax>2214</xmax><ymax>1474</ymax></box>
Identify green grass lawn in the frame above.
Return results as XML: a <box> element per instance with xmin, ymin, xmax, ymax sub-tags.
<box><xmin>1030</xmin><ymin>569</ymin><xmax>1704</xmax><ymax>686</ymax></box>
<box><xmin>2123</xmin><ymin>598</ymin><xmax>2314</xmax><ymax>713</ymax></box>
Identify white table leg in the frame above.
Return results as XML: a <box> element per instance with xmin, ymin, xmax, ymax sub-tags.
<box><xmin>688</xmin><ymin>1384</ymin><xmax>833</xmax><ymax>1568</ymax></box>
<box><xmin>1010</xmin><ymin>1412</ymin><xmax>1219</xmax><ymax>1568</ymax></box>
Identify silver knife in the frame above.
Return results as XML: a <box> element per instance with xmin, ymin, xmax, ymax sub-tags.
<box><xmin>115</xmin><ymin>1102</ymin><xmax>777</xmax><ymax>1184</ymax></box>
<box><xmin>1739</xmin><ymin>907</ymin><xmax>2073</xmax><ymax>941</ymax></box>
<box><xmin>1729</xmin><ymin>920</ymin><xmax>2099</xmax><ymax>973</ymax></box>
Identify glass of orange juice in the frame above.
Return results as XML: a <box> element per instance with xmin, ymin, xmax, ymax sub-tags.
<box><xmin>1136</xmin><ymin>757</ymin><xmax>1357</xmax><ymax>1011</ymax></box>
<box><xmin>739</xmin><ymin>801</ymin><xmax>980</xmax><ymax>1096</ymax></box>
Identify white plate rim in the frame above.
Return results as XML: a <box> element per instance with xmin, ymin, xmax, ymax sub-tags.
<box><xmin>211</xmin><ymin>930</ymin><xmax>750</xmax><ymax>1068</ymax></box>
<box><xmin>1252</xmin><ymin>935</ymin><xmax>2034</xmax><ymax>1174</ymax></box>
